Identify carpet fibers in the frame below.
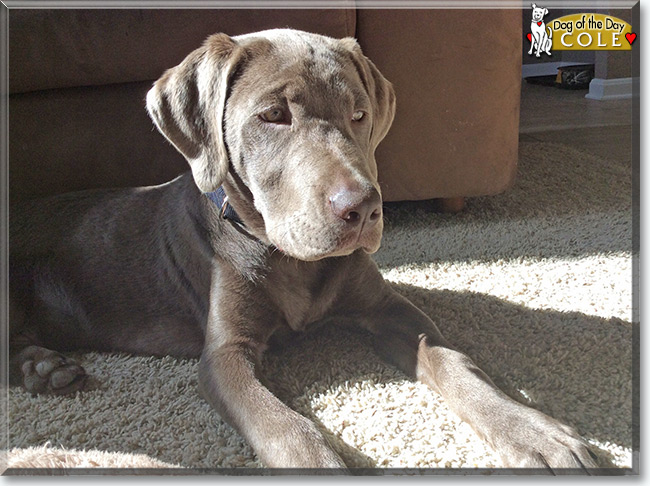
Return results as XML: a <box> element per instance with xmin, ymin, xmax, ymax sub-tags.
<box><xmin>4</xmin><ymin>140</ymin><xmax>635</xmax><ymax>473</ymax></box>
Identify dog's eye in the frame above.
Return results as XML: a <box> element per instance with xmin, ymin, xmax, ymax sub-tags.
<box><xmin>352</xmin><ymin>110</ymin><xmax>366</xmax><ymax>122</ymax></box>
<box><xmin>259</xmin><ymin>108</ymin><xmax>289</xmax><ymax>124</ymax></box>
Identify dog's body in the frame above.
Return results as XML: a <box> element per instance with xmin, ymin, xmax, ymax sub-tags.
<box><xmin>10</xmin><ymin>29</ymin><xmax>596</xmax><ymax>470</ymax></box>
<box><xmin>529</xmin><ymin>4</ymin><xmax>553</xmax><ymax>57</ymax></box>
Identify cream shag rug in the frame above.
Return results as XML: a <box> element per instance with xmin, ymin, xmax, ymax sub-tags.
<box><xmin>4</xmin><ymin>141</ymin><xmax>635</xmax><ymax>473</ymax></box>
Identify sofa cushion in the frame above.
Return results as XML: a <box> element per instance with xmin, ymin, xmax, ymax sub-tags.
<box><xmin>9</xmin><ymin>8</ymin><xmax>356</xmax><ymax>94</ymax></box>
<box><xmin>9</xmin><ymin>81</ymin><xmax>187</xmax><ymax>202</ymax></box>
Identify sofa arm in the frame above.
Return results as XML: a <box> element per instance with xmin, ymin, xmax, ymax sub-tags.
<box><xmin>356</xmin><ymin>9</ymin><xmax>522</xmax><ymax>202</ymax></box>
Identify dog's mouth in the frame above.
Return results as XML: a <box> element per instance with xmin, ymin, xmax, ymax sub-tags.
<box><xmin>268</xmin><ymin>215</ymin><xmax>383</xmax><ymax>261</ymax></box>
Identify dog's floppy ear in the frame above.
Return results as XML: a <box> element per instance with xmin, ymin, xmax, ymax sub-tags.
<box><xmin>147</xmin><ymin>34</ymin><xmax>243</xmax><ymax>193</ymax></box>
<box><xmin>341</xmin><ymin>38</ymin><xmax>396</xmax><ymax>151</ymax></box>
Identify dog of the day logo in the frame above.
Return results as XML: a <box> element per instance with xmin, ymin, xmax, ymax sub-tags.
<box><xmin>526</xmin><ymin>3</ymin><xmax>636</xmax><ymax>57</ymax></box>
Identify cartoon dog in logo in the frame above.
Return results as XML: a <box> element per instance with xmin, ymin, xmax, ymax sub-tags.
<box><xmin>529</xmin><ymin>4</ymin><xmax>553</xmax><ymax>57</ymax></box>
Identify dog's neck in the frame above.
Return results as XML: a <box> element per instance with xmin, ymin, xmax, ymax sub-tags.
<box><xmin>204</xmin><ymin>179</ymin><xmax>277</xmax><ymax>259</ymax></box>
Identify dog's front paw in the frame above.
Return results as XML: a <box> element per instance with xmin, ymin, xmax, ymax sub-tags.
<box><xmin>495</xmin><ymin>406</ymin><xmax>598</xmax><ymax>472</ymax></box>
<box><xmin>19</xmin><ymin>345</ymin><xmax>87</xmax><ymax>395</ymax></box>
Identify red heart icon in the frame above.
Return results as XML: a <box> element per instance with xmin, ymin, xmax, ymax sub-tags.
<box><xmin>625</xmin><ymin>32</ymin><xmax>637</xmax><ymax>45</ymax></box>
<box><xmin>527</xmin><ymin>33</ymin><xmax>532</xmax><ymax>42</ymax></box>
<box><xmin>537</xmin><ymin>21</ymin><xmax>542</xmax><ymax>26</ymax></box>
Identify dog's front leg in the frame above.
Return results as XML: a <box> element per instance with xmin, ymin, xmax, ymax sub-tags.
<box><xmin>197</xmin><ymin>289</ymin><xmax>345</xmax><ymax>469</ymax></box>
<box><xmin>534</xmin><ymin>33</ymin><xmax>543</xmax><ymax>57</ymax></box>
<box><xmin>361</xmin><ymin>287</ymin><xmax>598</xmax><ymax>471</ymax></box>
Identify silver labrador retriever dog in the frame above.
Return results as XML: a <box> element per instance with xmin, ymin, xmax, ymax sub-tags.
<box><xmin>10</xmin><ymin>29</ymin><xmax>598</xmax><ymax>471</ymax></box>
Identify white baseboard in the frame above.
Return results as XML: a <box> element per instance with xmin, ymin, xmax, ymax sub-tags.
<box><xmin>585</xmin><ymin>77</ymin><xmax>638</xmax><ymax>100</ymax></box>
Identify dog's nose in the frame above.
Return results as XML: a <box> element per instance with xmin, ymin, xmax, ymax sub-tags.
<box><xmin>329</xmin><ymin>184</ymin><xmax>382</xmax><ymax>228</ymax></box>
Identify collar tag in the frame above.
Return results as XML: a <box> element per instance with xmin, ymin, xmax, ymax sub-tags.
<box><xmin>205</xmin><ymin>187</ymin><xmax>244</xmax><ymax>225</ymax></box>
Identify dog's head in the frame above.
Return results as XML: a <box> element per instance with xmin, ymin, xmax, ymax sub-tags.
<box><xmin>531</xmin><ymin>4</ymin><xmax>549</xmax><ymax>22</ymax></box>
<box><xmin>147</xmin><ymin>29</ymin><xmax>395</xmax><ymax>261</ymax></box>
